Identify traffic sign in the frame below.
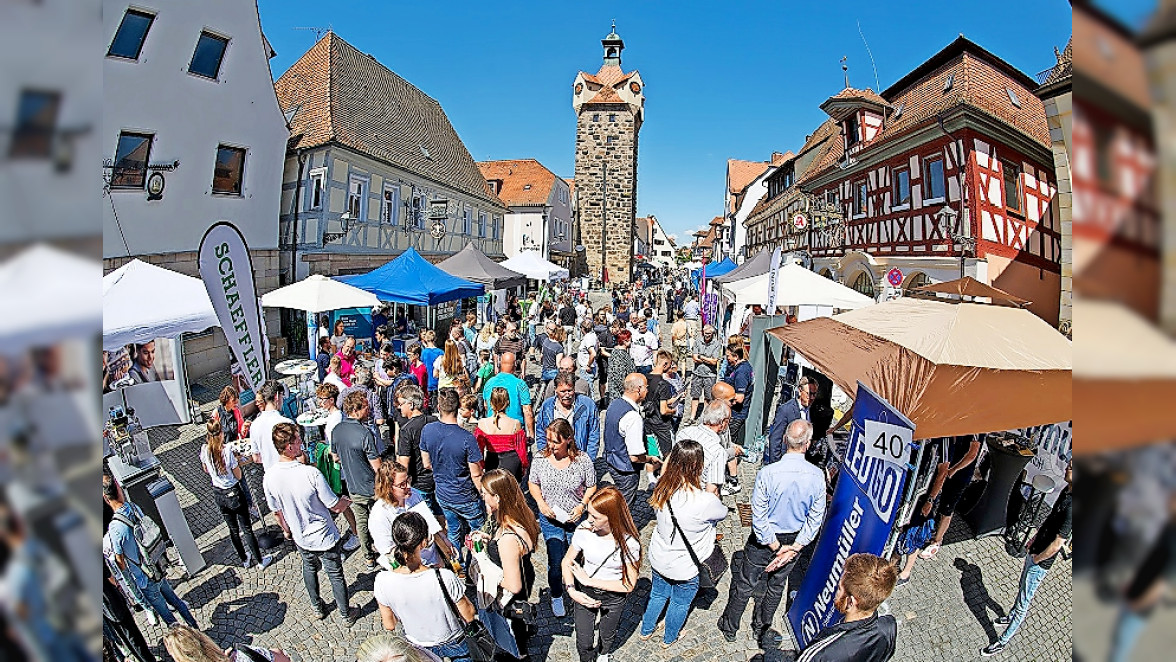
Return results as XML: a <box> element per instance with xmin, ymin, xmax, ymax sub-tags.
<box><xmin>886</xmin><ymin>267</ymin><xmax>903</xmax><ymax>287</ymax></box>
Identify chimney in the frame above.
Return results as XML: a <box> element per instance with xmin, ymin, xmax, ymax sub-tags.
<box><xmin>771</xmin><ymin>152</ymin><xmax>784</xmax><ymax>163</ymax></box>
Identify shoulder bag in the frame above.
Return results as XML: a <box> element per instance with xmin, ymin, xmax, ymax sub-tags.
<box><xmin>667</xmin><ymin>499</ymin><xmax>728</xmax><ymax>589</ymax></box>
<box><xmin>433</xmin><ymin>567</ymin><xmax>498</xmax><ymax>662</ymax></box>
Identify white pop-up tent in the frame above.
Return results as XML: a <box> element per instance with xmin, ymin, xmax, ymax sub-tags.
<box><xmin>0</xmin><ymin>244</ymin><xmax>102</xmax><ymax>352</ymax></box>
<box><xmin>721</xmin><ymin>263</ymin><xmax>874</xmax><ymax>336</ymax></box>
<box><xmin>103</xmin><ymin>260</ymin><xmax>219</xmax><ymax>350</ymax></box>
<box><xmin>500</xmin><ymin>251</ymin><xmax>569</xmax><ymax>282</ymax></box>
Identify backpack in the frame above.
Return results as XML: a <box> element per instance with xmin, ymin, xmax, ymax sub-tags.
<box><xmin>112</xmin><ymin>505</ymin><xmax>168</xmax><ymax>583</ymax></box>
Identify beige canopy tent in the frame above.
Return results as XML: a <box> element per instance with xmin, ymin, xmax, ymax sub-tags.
<box><xmin>909</xmin><ymin>275</ymin><xmax>1030</xmax><ymax>307</ymax></box>
<box><xmin>768</xmin><ymin>294</ymin><xmax>1071</xmax><ymax>440</ymax></box>
<box><xmin>1073</xmin><ymin>298</ymin><xmax>1176</xmax><ymax>454</ymax></box>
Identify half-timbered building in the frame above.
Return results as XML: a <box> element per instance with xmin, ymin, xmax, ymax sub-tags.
<box><xmin>801</xmin><ymin>36</ymin><xmax>1062</xmax><ymax>324</ymax></box>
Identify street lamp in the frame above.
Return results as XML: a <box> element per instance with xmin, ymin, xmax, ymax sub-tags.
<box><xmin>323</xmin><ymin>211</ymin><xmax>352</xmax><ymax>243</ymax></box>
<box><xmin>935</xmin><ymin>205</ymin><xmax>974</xmax><ymax>279</ymax></box>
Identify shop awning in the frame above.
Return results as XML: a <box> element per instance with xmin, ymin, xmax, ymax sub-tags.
<box><xmin>103</xmin><ymin>259</ymin><xmax>215</xmax><ymax>350</ymax></box>
<box><xmin>337</xmin><ymin>248</ymin><xmax>484</xmax><ymax>306</ymax></box>
<box><xmin>261</xmin><ymin>274</ymin><xmax>380</xmax><ymax>313</ymax></box>
<box><xmin>437</xmin><ymin>244</ymin><xmax>528</xmax><ymax>290</ymax></box>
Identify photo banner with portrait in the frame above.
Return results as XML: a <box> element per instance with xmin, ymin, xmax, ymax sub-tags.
<box><xmin>102</xmin><ymin>336</ymin><xmax>190</xmax><ymax>427</ymax></box>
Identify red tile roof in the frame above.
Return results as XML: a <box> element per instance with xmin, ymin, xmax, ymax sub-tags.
<box><xmin>727</xmin><ymin>159</ymin><xmax>772</xmax><ymax>196</ymax></box>
<box><xmin>476</xmin><ymin>159</ymin><xmax>560</xmax><ymax>207</ymax></box>
<box><xmin>1074</xmin><ymin>4</ymin><xmax>1148</xmax><ymax>110</ymax></box>
<box><xmin>275</xmin><ymin>32</ymin><xmax>504</xmax><ymax>208</ymax></box>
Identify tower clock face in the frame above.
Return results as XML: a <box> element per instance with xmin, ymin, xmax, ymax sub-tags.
<box><xmin>575</xmin><ymin>83</ymin><xmax>583</xmax><ymax>94</ymax></box>
<box><xmin>629</xmin><ymin>82</ymin><xmax>641</xmax><ymax>94</ymax></box>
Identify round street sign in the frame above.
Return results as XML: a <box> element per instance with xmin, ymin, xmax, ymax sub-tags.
<box><xmin>792</xmin><ymin>213</ymin><xmax>808</xmax><ymax>230</ymax></box>
<box><xmin>887</xmin><ymin>267</ymin><xmax>904</xmax><ymax>287</ymax></box>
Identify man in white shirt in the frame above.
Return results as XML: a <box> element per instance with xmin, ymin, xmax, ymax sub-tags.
<box><xmin>629</xmin><ymin>318</ymin><xmax>659</xmax><ymax>375</ymax></box>
<box><xmin>576</xmin><ymin>319</ymin><xmax>598</xmax><ymax>383</ymax></box>
<box><xmin>675</xmin><ymin>401</ymin><xmax>732</xmax><ymax>495</ymax></box>
<box><xmin>263</xmin><ymin>422</ymin><xmax>357</xmax><ymax>626</ymax></box>
<box><xmin>602</xmin><ymin>372</ymin><xmax>660</xmax><ymax>508</ymax></box>
<box><xmin>249</xmin><ymin>381</ymin><xmax>292</xmax><ymax>471</ymax></box>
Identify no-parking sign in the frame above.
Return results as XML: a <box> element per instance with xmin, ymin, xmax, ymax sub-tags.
<box><xmin>886</xmin><ymin>267</ymin><xmax>903</xmax><ymax>287</ymax></box>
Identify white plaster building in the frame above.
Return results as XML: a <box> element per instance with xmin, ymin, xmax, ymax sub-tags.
<box><xmin>101</xmin><ymin>0</ymin><xmax>288</xmax><ymax>375</ymax></box>
<box><xmin>478</xmin><ymin>159</ymin><xmax>571</xmax><ymax>263</ymax></box>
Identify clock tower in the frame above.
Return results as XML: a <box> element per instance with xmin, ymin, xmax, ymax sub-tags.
<box><xmin>572</xmin><ymin>22</ymin><xmax>644</xmax><ymax>286</ymax></box>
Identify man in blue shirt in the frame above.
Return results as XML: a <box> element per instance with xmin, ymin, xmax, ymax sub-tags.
<box><xmin>421</xmin><ymin>388</ymin><xmax>487</xmax><ymax>551</ymax></box>
<box><xmin>723</xmin><ymin>344</ymin><xmax>754</xmax><ymax>492</ymax></box>
<box><xmin>719</xmin><ymin>419</ymin><xmax>826</xmax><ymax>648</ymax></box>
<box><xmin>481</xmin><ymin>352</ymin><xmax>535</xmax><ymax>439</ymax></box>
<box><xmin>535</xmin><ymin>373</ymin><xmax>601</xmax><ymax>459</ymax></box>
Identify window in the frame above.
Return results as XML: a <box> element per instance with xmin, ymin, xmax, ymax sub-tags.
<box><xmin>893</xmin><ymin>167</ymin><xmax>911</xmax><ymax>207</ymax></box>
<box><xmin>382</xmin><ymin>185</ymin><xmax>399</xmax><ymax>224</ymax></box>
<box><xmin>851</xmin><ymin>272</ymin><xmax>875</xmax><ymax>298</ymax></box>
<box><xmin>1006</xmin><ymin>88</ymin><xmax>1021</xmax><ymax>108</ymax></box>
<box><xmin>413</xmin><ymin>194</ymin><xmax>426</xmax><ymax>228</ymax></box>
<box><xmin>348</xmin><ymin>176</ymin><xmax>366</xmax><ymax>219</ymax></box>
<box><xmin>854</xmin><ymin>180</ymin><xmax>868</xmax><ymax>216</ymax></box>
<box><xmin>592</xmin><ymin>114</ymin><xmax>600</xmax><ymax>122</ymax></box>
<box><xmin>110</xmin><ymin>132</ymin><xmax>153</xmax><ymax>189</ymax></box>
<box><xmin>308</xmin><ymin>170</ymin><xmax>325</xmax><ymax>210</ymax></box>
<box><xmin>487</xmin><ymin>180</ymin><xmax>499</xmax><ymax>195</ymax></box>
<box><xmin>943</xmin><ymin>74</ymin><xmax>954</xmax><ymax>92</ymax></box>
<box><xmin>606</xmin><ymin>135</ymin><xmax>617</xmax><ymax>144</ymax></box>
<box><xmin>9</xmin><ymin>90</ymin><xmax>60</xmax><ymax>158</ymax></box>
<box><xmin>189</xmin><ymin>31</ymin><xmax>229</xmax><ymax>79</ymax></box>
<box><xmin>845</xmin><ymin>114</ymin><xmax>859</xmax><ymax>147</ymax></box>
<box><xmin>482</xmin><ymin>212</ymin><xmax>492</xmax><ymax>238</ymax></box>
<box><xmin>904</xmin><ymin>272</ymin><xmax>931</xmax><ymax>294</ymax></box>
<box><xmin>924</xmin><ymin>156</ymin><xmax>945</xmax><ymax>201</ymax></box>
<box><xmin>211</xmin><ymin>145</ymin><xmax>246</xmax><ymax>195</ymax></box>
<box><xmin>107</xmin><ymin>9</ymin><xmax>155</xmax><ymax>60</ymax></box>
<box><xmin>608</xmin><ymin>114</ymin><xmax>617</xmax><ymax>122</ymax></box>
<box><xmin>826</xmin><ymin>190</ymin><xmax>839</xmax><ymax>205</ymax></box>
<box><xmin>463</xmin><ymin>206</ymin><xmax>472</xmax><ymax>234</ymax></box>
<box><xmin>1002</xmin><ymin>160</ymin><xmax>1022</xmax><ymax>214</ymax></box>
<box><xmin>1094</xmin><ymin>126</ymin><xmax>1114</xmax><ymax>187</ymax></box>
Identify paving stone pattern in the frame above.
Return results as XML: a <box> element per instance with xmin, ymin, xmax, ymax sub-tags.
<box><xmin>133</xmin><ymin>297</ymin><xmax>1071</xmax><ymax>661</ymax></box>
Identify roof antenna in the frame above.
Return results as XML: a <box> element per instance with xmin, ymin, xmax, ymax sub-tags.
<box><xmin>294</xmin><ymin>26</ymin><xmax>330</xmax><ymax>42</ymax></box>
<box><xmin>857</xmin><ymin>21</ymin><xmax>882</xmax><ymax>92</ymax></box>
<box><xmin>841</xmin><ymin>56</ymin><xmax>849</xmax><ymax>89</ymax></box>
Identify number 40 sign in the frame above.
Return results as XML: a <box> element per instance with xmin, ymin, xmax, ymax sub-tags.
<box><xmin>862</xmin><ymin>419</ymin><xmax>913</xmax><ymax>466</ymax></box>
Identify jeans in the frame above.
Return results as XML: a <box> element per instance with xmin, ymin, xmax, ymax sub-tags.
<box><xmin>997</xmin><ymin>554</ymin><xmax>1049</xmax><ymax>645</ymax></box>
<box><xmin>636</xmin><ymin>365</ymin><xmax>652</xmax><ymax>375</ymax></box>
<box><xmin>350</xmin><ymin>493</ymin><xmax>378</xmax><ymax>562</ymax></box>
<box><xmin>213</xmin><ymin>484</ymin><xmax>261</xmax><ymax>564</ymax></box>
<box><xmin>641</xmin><ymin>570</ymin><xmax>700</xmax><ymax>644</ymax></box>
<box><xmin>609</xmin><ymin>469</ymin><xmax>641</xmax><ymax>510</ymax></box>
<box><xmin>297</xmin><ymin>538</ymin><xmax>351</xmax><ymax>617</ymax></box>
<box><xmin>426</xmin><ymin>635</ymin><xmax>471</xmax><ymax>662</ymax></box>
<box><xmin>140</xmin><ymin>577</ymin><xmax>197</xmax><ymax>627</ymax></box>
<box><xmin>439</xmin><ymin>498</ymin><xmax>487</xmax><ymax>552</ymax></box>
<box><xmin>718</xmin><ymin>531</ymin><xmax>799</xmax><ymax>638</ymax></box>
<box><xmin>573</xmin><ymin>586</ymin><xmax>628</xmax><ymax>662</ymax></box>
<box><xmin>1108</xmin><ymin>606</ymin><xmax>1149</xmax><ymax>662</ymax></box>
<box><xmin>539</xmin><ymin>513</ymin><xmax>581</xmax><ymax>598</ymax></box>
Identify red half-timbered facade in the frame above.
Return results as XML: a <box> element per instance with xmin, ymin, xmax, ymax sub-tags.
<box><xmin>800</xmin><ymin>36</ymin><xmax>1062</xmax><ymax>324</ymax></box>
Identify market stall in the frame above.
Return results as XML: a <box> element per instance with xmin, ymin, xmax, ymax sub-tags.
<box><xmin>103</xmin><ymin>259</ymin><xmax>220</xmax><ymax>427</ymax></box>
<box><xmin>500</xmin><ymin>251</ymin><xmax>569</xmax><ymax>282</ymax></box>
<box><xmin>721</xmin><ymin>262</ymin><xmax>874</xmax><ymax>336</ymax></box>
<box><xmin>437</xmin><ymin>244</ymin><xmax>528</xmax><ymax>322</ymax></box>
<box><xmin>1</xmin><ymin>244</ymin><xmax>102</xmax><ymax>352</ymax></box>
<box><xmin>338</xmin><ymin>247</ymin><xmax>484</xmax><ymax>341</ymax></box>
<box><xmin>713</xmin><ymin>248</ymin><xmax>773</xmax><ymax>285</ymax></box>
<box><xmin>260</xmin><ymin>274</ymin><xmax>379</xmax><ymax>358</ymax></box>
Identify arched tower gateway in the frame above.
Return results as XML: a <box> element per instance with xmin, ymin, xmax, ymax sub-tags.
<box><xmin>572</xmin><ymin>22</ymin><xmax>644</xmax><ymax>286</ymax></box>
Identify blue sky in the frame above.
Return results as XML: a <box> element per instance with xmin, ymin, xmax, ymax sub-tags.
<box><xmin>259</xmin><ymin>0</ymin><xmax>1072</xmax><ymax>242</ymax></box>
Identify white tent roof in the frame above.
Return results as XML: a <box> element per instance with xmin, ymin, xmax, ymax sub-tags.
<box><xmin>261</xmin><ymin>274</ymin><xmax>380</xmax><ymax>313</ymax></box>
<box><xmin>721</xmin><ymin>263</ymin><xmax>874</xmax><ymax>309</ymax></box>
<box><xmin>0</xmin><ymin>244</ymin><xmax>101</xmax><ymax>352</ymax></box>
<box><xmin>103</xmin><ymin>259</ymin><xmax>219</xmax><ymax>350</ymax></box>
<box><xmin>500</xmin><ymin>251</ymin><xmax>569</xmax><ymax>282</ymax></box>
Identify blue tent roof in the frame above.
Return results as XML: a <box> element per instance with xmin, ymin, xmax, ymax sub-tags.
<box><xmin>691</xmin><ymin>257</ymin><xmax>737</xmax><ymax>284</ymax></box>
<box><xmin>336</xmin><ymin>248</ymin><xmax>484</xmax><ymax>306</ymax></box>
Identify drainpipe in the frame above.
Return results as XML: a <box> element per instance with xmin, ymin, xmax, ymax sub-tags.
<box><xmin>289</xmin><ymin>149</ymin><xmax>309</xmax><ymax>354</ymax></box>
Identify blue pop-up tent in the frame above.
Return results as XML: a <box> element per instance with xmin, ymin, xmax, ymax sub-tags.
<box><xmin>337</xmin><ymin>247</ymin><xmax>484</xmax><ymax>305</ymax></box>
<box><xmin>691</xmin><ymin>257</ymin><xmax>737</xmax><ymax>286</ymax></box>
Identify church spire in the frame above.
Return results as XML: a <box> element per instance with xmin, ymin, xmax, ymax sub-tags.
<box><xmin>602</xmin><ymin>20</ymin><xmax>624</xmax><ymax>66</ymax></box>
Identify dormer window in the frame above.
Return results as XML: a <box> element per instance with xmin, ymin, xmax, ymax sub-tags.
<box><xmin>943</xmin><ymin>74</ymin><xmax>954</xmax><ymax>92</ymax></box>
<box><xmin>523</xmin><ymin>184</ymin><xmax>531</xmax><ymax>191</ymax></box>
<box><xmin>1006</xmin><ymin>88</ymin><xmax>1021</xmax><ymax>108</ymax></box>
<box><xmin>845</xmin><ymin>114</ymin><xmax>859</xmax><ymax>147</ymax></box>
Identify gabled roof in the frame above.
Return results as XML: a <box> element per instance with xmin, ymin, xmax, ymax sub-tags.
<box><xmin>1075</xmin><ymin>2</ymin><xmax>1149</xmax><ymax>111</ymax></box>
<box><xmin>583</xmin><ymin>65</ymin><xmax>636</xmax><ymax>87</ymax></box>
<box><xmin>564</xmin><ymin>178</ymin><xmax>575</xmax><ymax>195</ymax></box>
<box><xmin>727</xmin><ymin>159</ymin><xmax>773</xmax><ymax>196</ymax></box>
<box><xmin>820</xmin><ymin>87</ymin><xmax>891</xmax><ymax>120</ymax></box>
<box><xmin>275</xmin><ymin>32</ymin><xmax>504</xmax><ymax>208</ymax></box>
<box><xmin>476</xmin><ymin>159</ymin><xmax>560</xmax><ymax>207</ymax></box>
<box><xmin>805</xmin><ymin>36</ymin><xmax>1052</xmax><ymax>183</ymax></box>
<box><xmin>709</xmin><ymin>215</ymin><xmax>725</xmax><ymax>227</ymax></box>
<box><xmin>586</xmin><ymin>85</ymin><xmax>625</xmax><ymax>104</ymax></box>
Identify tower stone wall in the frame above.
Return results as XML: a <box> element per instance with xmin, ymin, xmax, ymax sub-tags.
<box><xmin>576</xmin><ymin>105</ymin><xmax>640</xmax><ymax>284</ymax></box>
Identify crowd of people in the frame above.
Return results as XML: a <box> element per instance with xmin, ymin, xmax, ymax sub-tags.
<box><xmin>98</xmin><ymin>281</ymin><xmax>1073</xmax><ymax>662</ymax></box>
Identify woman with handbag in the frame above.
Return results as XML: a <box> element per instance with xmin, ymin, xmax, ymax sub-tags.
<box><xmin>639</xmin><ymin>440</ymin><xmax>727</xmax><ymax>647</ymax></box>
<box><xmin>528</xmin><ymin>419</ymin><xmax>597</xmax><ymax>618</ymax></box>
<box><xmin>472</xmin><ymin>470</ymin><xmax>540</xmax><ymax>660</ymax></box>
<box><xmin>561</xmin><ymin>485</ymin><xmax>643</xmax><ymax>662</ymax></box>
<box><xmin>375</xmin><ymin>512</ymin><xmax>481</xmax><ymax>662</ymax></box>
<box><xmin>199</xmin><ymin>419</ymin><xmax>272</xmax><ymax>570</ymax></box>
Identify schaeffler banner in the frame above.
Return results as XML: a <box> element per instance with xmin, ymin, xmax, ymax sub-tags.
<box><xmin>786</xmin><ymin>382</ymin><xmax>914</xmax><ymax>649</ymax></box>
<box><xmin>198</xmin><ymin>222</ymin><xmax>267</xmax><ymax>392</ymax></box>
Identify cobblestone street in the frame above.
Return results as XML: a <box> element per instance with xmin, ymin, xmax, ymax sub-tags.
<box><xmin>129</xmin><ymin>303</ymin><xmax>1073</xmax><ymax>661</ymax></box>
